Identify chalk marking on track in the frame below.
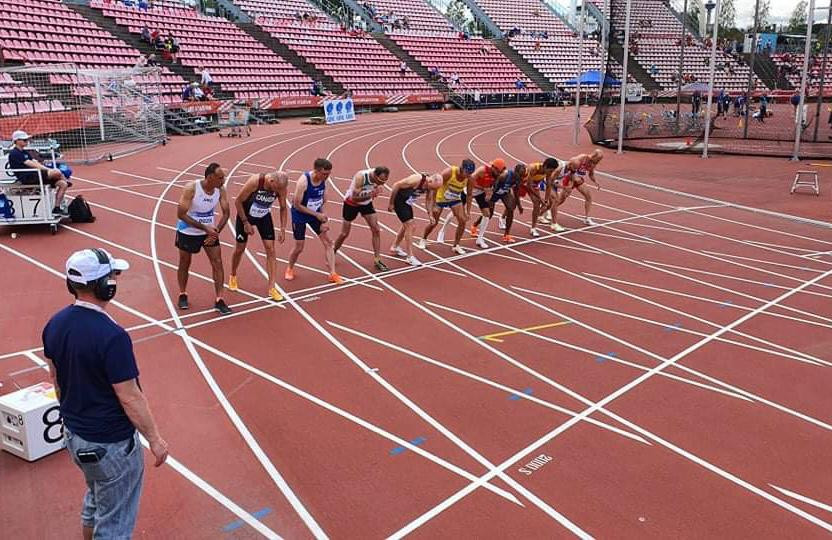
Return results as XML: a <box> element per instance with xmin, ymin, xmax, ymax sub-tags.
<box><xmin>389</xmin><ymin>266</ymin><xmax>832</xmax><ymax>539</ymax></box>
<box><xmin>328</xmin><ymin>320</ymin><xmax>649</xmax><ymax>444</ymax></box>
<box><xmin>480</xmin><ymin>321</ymin><xmax>571</xmax><ymax>342</ymax></box>
<box><xmin>427</xmin><ymin>301</ymin><xmax>751</xmax><ymax>402</ymax></box>
<box><xmin>770</xmin><ymin>485</ymin><xmax>832</xmax><ymax>514</ymax></box>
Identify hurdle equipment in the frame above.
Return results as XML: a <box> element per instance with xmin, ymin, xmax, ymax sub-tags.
<box><xmin>0</xmin><ymin>382</ymin><xmax>65</xmax><ymax>461</ymax></box>
<box><xmin>790</xmin><ymin>170</ymin><xmax>819</xmax><ymax>196</ymax></box>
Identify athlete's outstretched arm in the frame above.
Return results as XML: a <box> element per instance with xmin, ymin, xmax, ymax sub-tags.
<box><xmin>276</xmin><ymin>174</ymin><xmax>289</xmax><ymax>243</ymax></box>
<box><xmin>424</xmin><ymin>188</ymin><xmax>436</xmax><ymax>220</ymax></box>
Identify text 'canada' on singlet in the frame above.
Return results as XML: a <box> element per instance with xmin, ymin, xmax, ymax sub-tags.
<box><xmin>243</xmin><ymin>174</ymin><xmax>278</xmax><ymax>219</ymax></box>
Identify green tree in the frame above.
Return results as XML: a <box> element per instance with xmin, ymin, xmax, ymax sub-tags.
<box><xmin>719</xmin><ymin>0</ymin><xmax>736</xmax><ymax>30</ymax></box>
<box><xmin>756</xmin><ymin>0</ymin><xmax>771</xmax><ymax>32</ymax></box>
<box><xmin>787</xmin><ymin>0</ymin><xmax>808</xmax><ymax>32</ymax></box>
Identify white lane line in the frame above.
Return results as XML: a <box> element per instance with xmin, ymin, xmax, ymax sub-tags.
<box><xmin>327</xmin><ymin>320</ymin><xmax>650</xmax><ymax>443</ymax></box>
<box><xmin>530</xmin><ymin>283</ymin><xmax>825</xmax><ymax>368</ymax></box>
<box><xmin>770</xmin><ymin>485</ymin><xmax>832</xmax><ymax>515</ymax></box>
<box><xmin>700</xmin><ymin>250</ymin><xmax>826</xmax><ymax>273</ymax></box>
<box><xmin>4</xmin><ymin>245</ymin><xmax>283</xmax><ymax>539</ymax></box>
<box><xmin>585</xmin><ymin>272</ymin><xmax>832</xmax><ymax>332</ymax></box>
<box><xmin>148</xmin><ymin>133</ymin><xmax>336</xmax><ymax>540</ymax></box>
<box><xmin>644</xmin><ymin>260</ymin><xmax>832</xmax><ymax>300</ymax></box>
<box><xmin>389</xmin><ymin>266</ymin><xmax>832</xmax><ymax>538</ymax></box>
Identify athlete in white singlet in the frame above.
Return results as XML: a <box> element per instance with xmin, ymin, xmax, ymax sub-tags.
<box><xmin>174</xmin><ymin>162</ymin><xmax>231</xmax><ymax>314</ymax></box>
<box><xmin>334</xmin><ymin>166</ymin><xmax>390</xmax><ymax>271</ymax></box>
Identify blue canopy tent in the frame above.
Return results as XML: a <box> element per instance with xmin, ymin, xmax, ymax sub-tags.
<box><xmin>565</xmin><ymin>71</ymin><xmax>621</xmax><ymax>86</ymax></box>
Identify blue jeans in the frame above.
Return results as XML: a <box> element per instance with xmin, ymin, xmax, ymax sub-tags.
<box><xmin>65</xmin><ymin>429</ymin><xmax>144</xmax><ymax>539</ymax></box>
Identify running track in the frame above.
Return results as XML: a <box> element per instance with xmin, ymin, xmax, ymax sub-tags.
<box><xmin>2</xmin><ymin>107</ymin><xmax>832</xmax><ymax>539</ymax></box>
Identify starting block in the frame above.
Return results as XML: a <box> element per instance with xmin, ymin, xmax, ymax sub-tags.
<box><xmin>790</xmin><ymin>170</ymin><xmax>819</xmax><ymax>196</ymax></box>
<box><xmin>0</xmin><ymin>382</ymin><xmax>65</xmax><ymax>461</ymax></box>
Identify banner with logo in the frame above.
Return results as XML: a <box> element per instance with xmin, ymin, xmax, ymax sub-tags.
<box><xmin>626</xmin><ymin>83</ymin><xmax>644</xmax><ymax>103</ymax></box>
<box><xmin>323</xmin><ymin>98</ymin><xmax>355</xmax><ymax>124</ymax></box>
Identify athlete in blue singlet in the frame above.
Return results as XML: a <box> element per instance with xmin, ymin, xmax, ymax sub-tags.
<box><xmin>489</xmin><ymin>163</ymin><xmax>526</xmax><ymax>242</ymax></box>
<box><xmin>286</xmin><ymin>158</ymin><xmax>342</xmax><ymax>284</ymax></box>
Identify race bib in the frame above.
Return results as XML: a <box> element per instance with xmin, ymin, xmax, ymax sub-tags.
<box><xmin>307</xmin><ymin>197</ymin><xmax>323</xmax><ymax>211</ymax></box>
<box><xmin>249</xmin><ymin>203</ymin><xmax>270</xmax><ymax>219</ymax></box>
<box><xmin>443</xmin><ymin>190</ymin><xmax>462</xmax><ymax>201</ymax></box>
<box><xmin>193</xmin><ymin>210</ymin><xmax>214</xmax><ymax>224</ymax></box>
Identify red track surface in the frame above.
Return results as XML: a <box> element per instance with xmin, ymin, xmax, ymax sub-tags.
<box><xmin>2</xmin><ymin>108</ymin><xmax>832</xmax><ymax>538</ymax></box>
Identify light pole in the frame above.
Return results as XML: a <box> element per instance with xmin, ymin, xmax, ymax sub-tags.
<box><xmin>573</xmin><ymin>0</ymin><xmax>587</xmax><ymax>145</ymax></box>
<box><xmin>812</xmin><ymin>4</ymin><xmax>831</xmax><ymax>142</ymax></box>
<box><xmin>701</xmin><ymin>0</ymin><xmax>720</xmax><ymax>158</ymax></box>
<box><xmin>617</xmin><ymin>0</ymin><xmax>633</xmax><ymax>153</ymax></box>
<box><xmin>793</xmin><ymin>0</ymin><xmax>817</xmax><ymax>160</ymax></box>
<box><xmin>744</xmin><ymin>0</ymin><xmax>762</xmax><ymax>139</ymax></box>
<box><xmin>675</xmin><ymin>0</ymin><xmax>688</xmax><ymax>122</ymax></box>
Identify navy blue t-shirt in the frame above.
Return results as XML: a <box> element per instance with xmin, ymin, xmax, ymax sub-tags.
<box><xmin>42</xmin><ymin>305</ymin><xmax>139</xmax><ymax>443</ymax></box>
<box><xmin>8</xmin><ymin>147</ymin><xmax>32</xmax><ymax>171</ymax></box>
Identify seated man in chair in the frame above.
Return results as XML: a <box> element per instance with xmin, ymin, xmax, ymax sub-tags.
<box><xmin>8</xmin><ymin>131</ymin><xmax>70</xmax><ymax>216</ymax></box>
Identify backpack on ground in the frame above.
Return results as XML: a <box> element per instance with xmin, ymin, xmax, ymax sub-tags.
<box><xmin>68</xmin><ymin>195</ymin><xmax>95</xmax><ymax>223</ymax></box>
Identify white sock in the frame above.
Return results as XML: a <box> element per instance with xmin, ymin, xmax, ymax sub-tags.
<box><xmin>477</xmin><ymin>217</ymin><xmax>490</xmax><ymax>242</ymax></box>
<box><xmin>438</xmin><ymin>213</ymin><xmax>452</xmax><ymax>234</ymax></box>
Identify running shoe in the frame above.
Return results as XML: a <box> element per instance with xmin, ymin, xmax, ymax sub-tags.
<box><xmin>374</xmin><ymin>258</ymin><xmax>389</xmax><ymax>272</ymax></box>
<box><xmin>585</xmin><ymin>217</ymin><xmax>595</xmax><ymax>226</ymax></box>
<box><xmin>415</xmin><ymin>238</ymin><xmax>427</xmax><ymax>249</ymax></box>
<box><xmin>329</xmin><ymin>273</ymin><xmax>344</xmax><ymax>285</ymax></box>
<box><xmin>177</xmin><ymin>293</ymin><xmax>189</xmax><ymax>310</ymax></box>
<box><xmin>475</xmin><ymin>238</ymin><xmax>488</xmax><ymax>249</ymax></box>
<box><xmin>550</xmin><ymin>223</ymin><xmax>566</xmax><ymax>232</ymax></box>
<box><xmin>470</xmin><ymin>225</ymin><xmax>478</xmax><ymax>236</ymax></box>
<box><xmin>228</xmin><ymin>275</ymin><xmax>239</xmax><ymax>291</ymax></box>
<box><xmin>214</xmin><ymin>299</ymin><xmax>232</xmax><ymax>315</ymax></box>
<box><xmin>269</xmin><ymin>287</ymin><xmax>283</xmax><ymax>302</ymax></box>
<box><xmin>502</xmin><ymin>234</ymin><xmax>516</xmax><ymax>244</ymax></box>
<box><xmin>530</xmin><ymin>228</ymin><xmax>541</xmax><ymax>238</ymax></box>
<box><xmin>407</xmin><ymin>255</ymin><xmax>422</xmax><ymax>266</ymax></box>
<box><xmin>395</xmin><ymin>246</ymin><xmax>408</xmax><ymax>257</ymax></box>
<box><xmin>284</xmin><ymin>267</ymin><xmax>295</xmax><ymax>281</ymax></box>
<box><xmin>52</xmin><ymin>206</ymin><xmax>69</xmax><ymax>217</ymax></box>
<box><xmin>538</xmin><ymin>214</ymin><xmax>552</xmax><ymax>224</ymax></box>
<box><xmin>498</xmin><ymin>217</ymin><xmax>506</xmax><ymax>230</ymax></box>
<box><xmin>452</xmin><ymin>245</ymin><xmax>465</xmax><ymax>255</ymax></box>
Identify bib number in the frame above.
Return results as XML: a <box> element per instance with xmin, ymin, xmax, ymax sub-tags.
<box><xmin>249</xmin><ymin>204</ymin><xmax>269</xmax><ymax>219</ymax></box>
<box><xmin>307</xmin><ymin>198</ymin><xmax>323</xmax><ymax>212</ymax></box>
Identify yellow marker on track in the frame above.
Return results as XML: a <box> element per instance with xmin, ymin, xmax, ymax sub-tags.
<box><xmin>481</xmin><ymin>321</ymin><xmax>571</xmax><ymax>342</ymax></box>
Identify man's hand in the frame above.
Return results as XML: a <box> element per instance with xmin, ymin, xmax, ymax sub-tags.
<box><xmin>244</xmin><ymin>222</ymin><xmax>255</xmax><ymax>237</ymax></box>
<box><xmin>317</xmin><ymin>213</ymin><xmax>328</xmax><ymax>223</ymax></box>
<box><xmin>204</xmin><ymin>226</ymin><xmax>219</xmax><ymax>244</ymax></box>
<box><xmin>387</xmin><ymin>203</ymin><xmax>394</xmax><ymax>213</ymax></box>
<box><xmin>278</xmin><ymin>229</ymin><xmax>285</xmax><ymax>244</ymax></box>
<box><xmin>149</xmin><ymin>437</ymin><xmax>169</xmax><ymax>467</ymax></box>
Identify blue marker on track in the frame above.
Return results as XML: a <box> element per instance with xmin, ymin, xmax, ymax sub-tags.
<box><xmin>390</xmin><ymin>436</ymin><xmax>427</xmax><ymax>456</ymax></box>
<box><xmin>223</xmin><ymin>508</ymin><xmax>272</xmax><ymax>532</ymax></box>
<box><xmin>508</xmin><ymin>387</ymin><xmax>534</xmax><ymax>400</ymax></box>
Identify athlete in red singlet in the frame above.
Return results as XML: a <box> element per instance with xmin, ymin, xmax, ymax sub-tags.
<box><xmin>555</xmin><ymin>149</ymin><xmax>603</xmax><ymax>225</ymax></box>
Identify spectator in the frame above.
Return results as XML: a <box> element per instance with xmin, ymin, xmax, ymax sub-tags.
<box><xmin>649</xmin><ymin>64</ymin><xmax>658</xmax><ymax>76</ymax></box>
<box><xmin>473</xmin><ymin>89</ymin><xmax>481</xmax><ymax>109</ymax></box>
<box><xmin>758</xmin><ymin>94</ymin><xmax>768</xmax><ymax>122</ymax></box>
<box><xmin>43</xmin><ymin>248</ymin><xmax>168</xmax><ymax>539</ymax></box>
<box><xmin>399</xmin><ymin>61</ymin><xmax>407</xmax><ymax>76</ymax></box>
<box><xmin>200</xmin><ymin>66</ymin><xmax>213</xmax><ymax>88</ymax></box>
<box><xmin>691</xmin><ymin>90</ymin><xmax>701</xmax><ymax>115</ymax></box>
<box><xmin>138</xmin><ymin>0</ymin><xmax>148</xmax><ymax>10</ymax></box>
<box><xmin>429</xmin><ymin>66</ymin><xmax>440</xmax><ymax>81</ymax></box>
<box><xmin>165</xmin><ymin>34</ymin><xmax>180</xmax><ymax>63</ymax></box>
<box><xmin>402</xmin><ymin>15</ymin><xmax>410</xmax><ymax>30</ymax></box>
<box><xmin>192</xmin><ymin>83</ymin><xmax>205</xmax><ymax>101</ymax></box>
<box><xmin>140</xmin><ymin>25</ymin><xmax>151</xmax><ymax>44</ymax></box>
<box><xmin>534</xmin><ymin>39</ymin><xmax>541</xmax><ymax>51</ymax></box>
<box><xmin>181</xmin><ymin>82</ymin><xmax>194</xmax><ymax>101</ymax></box>
<box><xmin>515</xmin><ymin>78</ymin><xmax>526</xmax><ymax>90</ymax></box>
<box><xmin>8</xmin><ymin>131</ymin><xmax>70</xmax><ymax>216</ymax></box>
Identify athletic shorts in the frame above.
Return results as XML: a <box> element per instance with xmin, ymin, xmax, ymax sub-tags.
<box><xmin>292</xmin><ymin>216</ymin><xmax>322</xmax><ymax>241</ymax></box>
<box><xmin>342</xmin><ymin>202</ymin><xmax>375</xmax><ymax>222</ymax></box>
<box><xmin>17</xmin><ymin>169</ymin><xmax>52</xmax><ymax>186</ymax></box>
<box><xmin>436</xmin><ymin>192</ymin><xmax>465</xmax><ymax>208</ymax></box>
<box><xmin>490</xmin><ymin>191</ymin><xmax>511</xmax><ymax>206</ymax></box>
<box><xmin>235</xmin><ymin>213</ymin><xmax>275</xmax><ymax>243</ymax></box>
<box><xmin>393</xmin><ymin>191</ymin><xmax>415</xmax><ymax>222</ymax></box>
<box><xmin>474</xmin><ymin>192</ymin><xmax>490</xmax><ymax>210</ymax></box>
<box><xmin>561</xmin><ymin>175</ymin><xmax>584</xmax><ymax>190</ymax></box>
<box><xmin>175</xmin><ymin>230</ymin><xmax>219</xmax><ymax>254</ymax></box>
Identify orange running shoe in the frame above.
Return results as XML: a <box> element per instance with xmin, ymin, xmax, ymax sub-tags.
<box><xmin>329</xmin><ymin>273</ymin><xmax>344</xmax><ymax>285</ymax></box>
<box><xmin>502</xmin><ymin>234</ymin><xmax>516</xmax><ymax>244</ymax></box>
<box><xmin>470</xmin><ymin>225</ymin><xmax>478</xmax><ymax>236</ymax></box>
<box><xmin>284</xmin><ymin>267</ymin><xmax>295</xmax><ymax>281</ymax></box>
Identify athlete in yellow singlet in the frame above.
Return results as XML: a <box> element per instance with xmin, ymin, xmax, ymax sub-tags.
<box><xmin>514</xmin><ymin>158</ymin><xmax>562</xmax><ymax>236</ymax></box>
<box><xmin>417</xmin><ymin>159</ymin><xmax>476</xmax><ymax>255</ymax></box>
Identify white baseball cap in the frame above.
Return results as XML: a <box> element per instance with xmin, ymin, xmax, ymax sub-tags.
<box><xmin>11</xmin><ymin>130</ymin><xmax>30</xmax><ymax>142</ymax></box>
<box><xmin>65</xmin><ymin>248</ymin><xmax>129</xmax><ymax>284</ymax></box>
